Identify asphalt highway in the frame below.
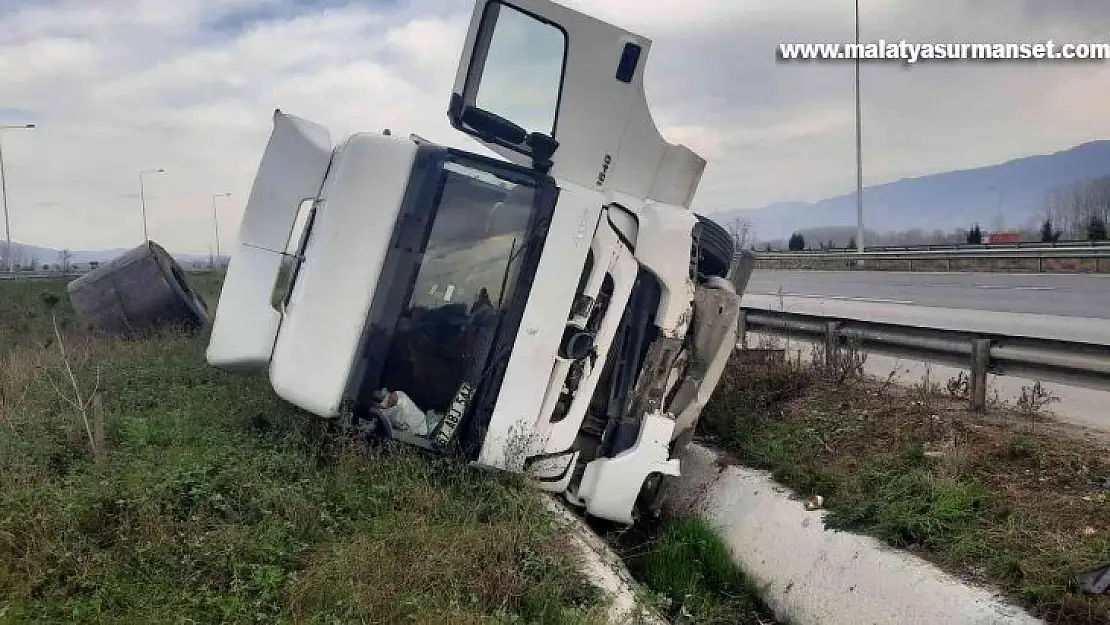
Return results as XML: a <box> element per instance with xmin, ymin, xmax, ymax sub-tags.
<box><xmin>744</xmin><ymin>270</ymin><xmax>1110</xmax><ymax>319</ymax></box>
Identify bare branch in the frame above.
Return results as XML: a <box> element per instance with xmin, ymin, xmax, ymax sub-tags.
<box><xmin>43</xmin><ymin>370</ymin><xmax>84</xmax><ymax>413</ymax></box>
<box><xmin>50</xmin><ymin>313</ymin><xmax>98</xmax><ymax>457</ymax></box>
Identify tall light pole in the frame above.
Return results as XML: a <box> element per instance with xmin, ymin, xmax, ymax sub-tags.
<box><xmin>139</xmin><ymin>168</ymin><xmax>165</xmax><ymax>243</ymax></box>
<box><xmin>1</xmin><ymin>123</ymin><xmax>36</xmax><ymax>272</ymax></box>
<box><xmin>211</xmin><ymin>192</ymin><xmax>231</xmax><ymax>260</ymax></box>
<box><xmin>854</xmin><ymin>0</ymin><xmax>865</xmax><ymax>255</ymax></box>
<box><xmin>995</xmin><ymin>187</ymin><xmax>1004</xmax><ymax>232</ymax></box>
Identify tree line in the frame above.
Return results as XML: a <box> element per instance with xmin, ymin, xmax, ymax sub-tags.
<box><xmin>1042</xmin><ymin>174</ymin><xmax>1108</xmax><ymax>242</ymax></box>
<box><xmin>726</xmin><ymin>174</ymin><xmax>1110</xmax><ymax>251</ymax></box>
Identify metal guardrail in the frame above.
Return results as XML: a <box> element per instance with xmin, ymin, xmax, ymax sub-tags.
<box><xmin>756</xmin><ymin>246</ymin><xmax>1110</xmax><ymax>260</ymax></box>
<box><xmin>763</xmin><ymin>240</ymin><xmax>1110</xmax><ymax>253</ymax></box>
<box><xmin>1</xmin><ymin>268</ymin><xmax>220</xmax><ymax>281</ymax></box>
<box><xmin>739</xmin><ymin>304</ymin><xmax>1110</xmax><ymax>409</ymax></box>
<box><xmin>0</xmin><ymin>271</ymin><xmax>84</xmax><ymax>280</ymax></box>
<box><xmin>753</xmin><ymin>245</ymin><xmax>1110</xmax><ymax>273</ymax></box>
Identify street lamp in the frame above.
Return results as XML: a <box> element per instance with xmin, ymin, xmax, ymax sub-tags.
<box><xmin>1</xmin><ymin>123</ymin><xmax>36</xmax><ymax>272</ymax></box>
<box><xmin>211</xmin><ymin>192</ymin><xmax>231</xmax><ymax>260</ymax></box>
<box><xmin>994</xmin><ymin>187</ymin><xmax>1004</xmax><ymax>232</ymax></box>
<box><xmin>854</xmin><ymin>0</ymin><xmax>864</xmax><ymax>256</ymax></box>
<box><xmin>139</xmin><ymin>168</ymin><xmax>165</xmax><ymax>243</ymax></box>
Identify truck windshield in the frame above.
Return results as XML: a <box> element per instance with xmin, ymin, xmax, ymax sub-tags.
<box><xmin>375</xmin><ymin>157</ymin><xmax>546</xmax><ymax>425</ymax></box>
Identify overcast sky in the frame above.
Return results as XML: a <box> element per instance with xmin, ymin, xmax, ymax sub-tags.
<box><xmin>2</xmin><ymin>0</ymin><xmax>1108</xmax><ymax>254</ymax></box>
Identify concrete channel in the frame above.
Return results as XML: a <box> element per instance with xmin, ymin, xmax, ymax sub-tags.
<box><xmin>666</xmin><ymin>444</ymin><xmax>1045</xmax><ymax>625</ymax></box>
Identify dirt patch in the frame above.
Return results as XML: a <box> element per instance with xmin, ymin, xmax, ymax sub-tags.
<box><xmin>699</xmin><ymin>348</ymin><xmax>1110</xmax><ymax>624</ymax></box>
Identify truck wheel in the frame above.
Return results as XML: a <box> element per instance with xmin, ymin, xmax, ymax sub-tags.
<box><xmin>636</xmin><ymin>471</ymin><xmax>669</xmax><ymax>521</ymax></box>
<box><xmin>693</xmin><ymin>214</ymin><xmax>734</xmax><ymax>279</ymax></box>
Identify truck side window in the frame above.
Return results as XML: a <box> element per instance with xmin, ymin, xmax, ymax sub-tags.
<box><xmin>473</xmin><ymin>2</ymin><xmax>566</xmax><ymax>137</ymax></box>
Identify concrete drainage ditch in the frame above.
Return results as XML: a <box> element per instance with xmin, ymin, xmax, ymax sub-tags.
<box><xmin>662</xmin><ymin>443</ymin><xmax>1045</xmax><ymax>625</ymax></box>
<box><xmin>558</xmin><ymin>442</ymin><xmax>1052</xmax><ymax>624</ymax></box>
<box><xmin>543</xmin><ymin>498</ymin><xmax>668</xmax><ymax>624</ymax></box>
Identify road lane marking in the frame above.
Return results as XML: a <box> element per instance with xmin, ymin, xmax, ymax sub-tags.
<box><xmin>841</xmin><ymin>297</ymin><xmax>916</xmax><ymax>304</ymax></box>
<box><xmin>970</xmin><ymin>285</ymin><xmax>1056</xmax><ymax>291</ymax></box>
<box><xmin>746</xmin><ymin>291</ymin><xmax>915</xmax><ymax>305</ymax></box>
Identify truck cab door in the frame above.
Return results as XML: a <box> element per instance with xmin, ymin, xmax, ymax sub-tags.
<box><xmin>206</xmin><ymin>110</ymin><xmax>332</xmax><ymax>371</ymax></box>
<box><xmin>447</xmin><ymin>0</ymin><xmax>705</xmax><ymax>207</ymax></box>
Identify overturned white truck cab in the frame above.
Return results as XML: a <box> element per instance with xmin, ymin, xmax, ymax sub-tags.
<box><xmin>206</xmin><ymin>0</ymin><xmax>751</xmax><ymax>524</ymax></box>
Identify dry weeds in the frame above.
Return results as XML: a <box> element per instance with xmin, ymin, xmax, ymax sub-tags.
<box><xmin>700</xmin><ymin>339</ymin><xmax>1109</xmax><ymax>624</ymax></box>
<box><xmin>0</xmin><ymin>276</ymin><xmax>606</xmax><ymax>624</ymax></box>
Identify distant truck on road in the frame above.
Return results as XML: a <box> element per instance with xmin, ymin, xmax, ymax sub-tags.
<box><xmin>987</xmin><ymin>231</ymin><xmax>1023</xmax><ymax>244</ymax></box>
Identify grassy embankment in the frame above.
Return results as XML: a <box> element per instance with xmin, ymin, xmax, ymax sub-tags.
<box><xmin>10</xmin><ymin>268</ymin><xmax>1105</xmax><ymax>623</ymax></box>
<box><xmin>0</xmin><ymin>272</ymin><xmax>782</xmax><ymax>625</ymax></box>
<box><xmin>697</xmin><ymin>340</ymin><xmax>1109</xmax><ymax>624</ymax></box>
<box><xmin>0</xmin><ymin>275</ymin><xmax>606</xmax><ymax>624</ymax></box>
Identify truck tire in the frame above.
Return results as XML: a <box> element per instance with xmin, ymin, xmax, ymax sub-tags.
<box><xmin>693</xmin><ymin>214</ymin><xmax>735</xmax><ymax>279</ymax></box>
<box><xmin>66</xmin><ymin>241</ymin><xmax>209</xmax><ymax>337</ymax></box>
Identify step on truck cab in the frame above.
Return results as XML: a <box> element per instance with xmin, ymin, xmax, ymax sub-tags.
<box><xmin>205</xmin><ymin>0</ymin><xmax>752</xmax><ymax>525</ymax></box>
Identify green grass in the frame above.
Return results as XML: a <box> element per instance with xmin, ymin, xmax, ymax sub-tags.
<box><xmin>699</xmin><ymin>349</ymin><xmax>1110</xmax><ymax>625</ymax></box>
<box><xmin>633</xmin><ymin>518</ymin><xmax>779</xmax><ymax>624</ymax></box>
<box><xmin>0</xmin><ymin>277</ymin><xmax>606</xmax><ymax>624</ymax></box>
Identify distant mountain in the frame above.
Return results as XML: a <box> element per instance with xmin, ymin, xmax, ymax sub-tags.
<box><xmin>0</xmin><ymin>241</ymin><xmax>225</xmax><ymax>270</ymax></box>
<box><xmin>710</xmin><ymin>140</ymin><xmax>1110</xmax><ymax>243</ymax></box>
<box><xmin>8</xmin><ymin>140</ymin><xmax>1109</xmax><ymax>265</ymax></box>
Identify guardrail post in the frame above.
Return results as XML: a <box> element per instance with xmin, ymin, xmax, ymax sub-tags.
<box><xmin>824</xmin><ymin>321</ymin><xmax>840</xmax><ymax>371</ymax></box>
<box><xmin>737</xmin><ymin>310</ymin><xmax>748</xmax><ymax>349</ymax></box>
<box><xmin>970</xmin><ymin>339</ymin><xmax>991</xmax><ymax>412</ymax></box>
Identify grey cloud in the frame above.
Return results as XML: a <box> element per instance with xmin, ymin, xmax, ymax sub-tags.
<box><xmin>3</xmin><ymin>0</ymin><xmax>1110</xmax><ymax>252</ymax></box>
<box><xmin>609</xmin><ymin>0</ymin><xmax>1110</xmax><ymax>214</ymax></box>
<box><xmin>1</xmin><ymin>0</ymin><xmax>474</xmax><ymax>253</ymax></box>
